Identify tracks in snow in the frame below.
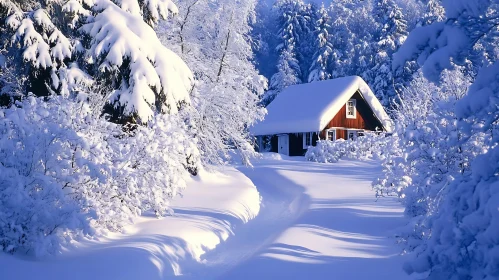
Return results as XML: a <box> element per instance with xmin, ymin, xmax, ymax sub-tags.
<box><xmin>180</xmin><ymin>163</ymin><xmax>310</xmax><ymax>279</ymax></box>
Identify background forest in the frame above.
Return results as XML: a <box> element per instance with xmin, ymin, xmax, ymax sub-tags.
<box><xmin>0</xmin><ymin>0</ymin><xmax>498</xmax><ymax>279</ymax></box>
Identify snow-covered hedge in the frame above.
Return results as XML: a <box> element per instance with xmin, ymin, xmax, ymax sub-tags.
<box><xmin>305</xmin><ymin>132</ymin><xmax>390</xmax><ymax>163</ymax></box>
<box><xmin>0</xmin><ymin>96</ymin><xmax>199</xmax><ymax>256</ymax></box>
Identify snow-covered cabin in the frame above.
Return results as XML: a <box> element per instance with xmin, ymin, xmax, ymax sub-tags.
<box><xmin>251</xmin><ymin>76</ymin><xmax>393</xmax><ymax>156</ymax></box>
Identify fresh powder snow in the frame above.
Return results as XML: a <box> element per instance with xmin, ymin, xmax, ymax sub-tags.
<box><xmin>1</xmin><ymin>156</ymin><xmax>415</xmax><ymax>280</ymax></box>
<box><xmin>0</xmin><ymin>167</ymin><xmax>260</xmax><ymax>279</ymax></box>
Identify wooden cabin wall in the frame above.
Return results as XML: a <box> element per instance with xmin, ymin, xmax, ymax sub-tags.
<box><xmin>320</xmin><ymin>91</ymin><xmax>384</xmax><ymax>139</ymax></box>
<box><xmin>336</xmin><ymin>129</ymin><xmax>347</xmax><ymax>140</ymax></box>
<box><xmin>356</xmin><ymin>94</ymin><xmax>383</xmax><ymax>131</ymax></box>
<box><xmin>324</xmin><ymin>92</ymin><xmax>367</xmax><ymax>129</ymax></box>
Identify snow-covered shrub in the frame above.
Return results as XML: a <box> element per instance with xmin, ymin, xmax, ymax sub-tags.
<box><xmin>0</xmin><ymin>96</ymin><xmax>199</xmax><ymax>256</ymax></box>
<box><xmin>385</xmin><ymin>1</ymin><xmax>499</xmax><ymax>277</ymax></box>
<box><xmin>305</xmin><ymin>132</ymin><xmax>390</xmax><ymax>163</ymax></box>
<box><xmin>305</xmin><ymin>139</ymin><xmax>346</xmax><ymax>163</ymax></box>
<box><xmin>372</xmin><ymin>69</ymin><xmax>485</xmax><ymax>252</ymax></box>
<box><xmin>403</xmin><ymin>62</ymin><xmax>499</xmax><ymax>279</ymax></box>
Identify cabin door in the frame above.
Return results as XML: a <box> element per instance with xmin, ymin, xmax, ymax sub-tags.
<box><xmin>278</xmin><ymin>135</ymin><xmax>289</xmax><ymax>156</ymax></box>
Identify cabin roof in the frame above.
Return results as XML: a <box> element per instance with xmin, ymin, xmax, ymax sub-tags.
<box><xmin>251</xmin><ymin>76</ymin><xmax>394</xmax><ymax>135</ymax></box>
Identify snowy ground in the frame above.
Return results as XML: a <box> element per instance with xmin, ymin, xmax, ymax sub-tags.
<box><xmin>184</xmin><ymin>155</ymin><xmax>413</xmax><ymax>279</ymax></box>
<box><xmin>1</xmin><ymin>155</ymin><xmax>413</xmax><ymax>280</ymax></box>
<box><xmin>0</xmin><ymin>167</ymin><xmax>261</xmax><ymax>280</ymax></box>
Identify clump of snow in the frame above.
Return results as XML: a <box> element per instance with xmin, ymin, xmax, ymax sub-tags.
<box><xmin>305</xmin><ymin>132</ymin><xmax>390</xmax><ymax>163</ymax></box>
<box><xmin>260</xmin><ymin>152</ymin><xmax>284</xmax><ymax>161</ymax></box>
<box><xmin>251</xmin><ymin>76</ymin><xmax>393</xmax><ymax>136</ymax></box>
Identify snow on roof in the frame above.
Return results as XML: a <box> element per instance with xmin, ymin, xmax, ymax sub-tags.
<box><xmin>251</xmin><ymin>76</ymin><xmax>394</xmax><ymax>135</ymax></box>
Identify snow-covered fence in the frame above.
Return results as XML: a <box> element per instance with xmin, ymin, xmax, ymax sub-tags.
<box><xmin>305</xmin><ymin>132</ymin><xmax>390</xmax><ymax>163</ymax></box>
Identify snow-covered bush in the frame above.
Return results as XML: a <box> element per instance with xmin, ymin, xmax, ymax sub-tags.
<box><xmin>372</xmin><ymin>69</ymin><xmax>485</xmax><ymax>252</ymax></box>
<box><xmin>384</xmin><ymin>0</ymin><xmax>499</xmax><ymax>277</ymax></box>
<box><xmin>305</xmin><ymin>132</ymin><xmax>390</xmax><ymax>163</ymax></box>
<box><xmin>373</xmin><ymin>70</ymin><xmax>475</xmax><ymax>202</ymax></box>
<box><xmin>0</xmin><ymin>96</ymin><xmax>199</xmax><ymax>256</ymax></box>
<box><xmin>401</xmin><ymin>64</ymin><xmax>499</xmax><ymax>278</ymax></box>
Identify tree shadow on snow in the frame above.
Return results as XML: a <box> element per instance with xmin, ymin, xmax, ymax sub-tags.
<box><xmin>210</xmin><ymin>160</ymin><xmax>410</xmax><ymax>280</ymax></box>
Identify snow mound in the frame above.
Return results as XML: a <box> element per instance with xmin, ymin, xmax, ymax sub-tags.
<box><xmin>260</xmin><ymin>152</ymin><xmax>284</xmax><ymax>161</ymax></box>
<box><xmin>0</xmin><ymin>167</ymin><xmax>261</xmax><ymax>279</ymax></box>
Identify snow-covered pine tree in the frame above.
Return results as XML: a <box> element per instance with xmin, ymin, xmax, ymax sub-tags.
<box><xmin>308</xmin><ymin>3</ymin><xmax>333</xmax><ymax>82</ymax></box>
<box><xmin>327</xmin><ymin>0</ymin><xmax>377</xmax><ymax>80</ymax></box>
<box><xmin>80</xmin><ymin>0</ymin><xmax>194</xmax><ymax>124</ymax></box>
<box><xmin>262</xmin><ymin>0</ymin><xmax>308</xmax><ymax>106</ymax></box>
<box><xmin>0</xmin><ymin>0</ymin><xmax>26</xmax><ymax>106</ymax></box>
<box><xmin>250</xmin><ymin>0</ymin><xmax>281</xmax><ymax>81</ymax></box>
<box><xmin>367</xmin><ymin>0</ymin><xmax>408</xmax><ymax>107</ymax></box>
<box><xmin>1</xmin><ymin>0</ymin><xmax>193</xmax><ymax>124</ymax></box>
<box><xmin>327</xmin><ymin>0</ymin><xmax>353</xmax><ymax>78</ymax></box>
<box><xmin>296</xmin><ymin>2</ymin><xmax>318</xmax><ymax>80</ymax></box>
<box><xmin>0</xmin><ymin>1</ymin><xmax>73</xmax><ymax>100</ymax></box>
<box><xmin>265</xmin><ymin>47</ymin><xmax>301</xmax><ymax>104</ymax></box>
<box><xmin>418</xmin><ymin>0</ymin><xmax>445</xmax><ymax>26</ymax></box>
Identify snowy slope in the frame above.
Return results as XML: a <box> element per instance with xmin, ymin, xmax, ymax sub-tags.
<box><xmin>0</xmin><ymin>168</ymin><xmax>261</xmax><ymax>280</ymax></box>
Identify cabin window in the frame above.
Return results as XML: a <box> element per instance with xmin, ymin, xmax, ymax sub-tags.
<box><xmin>347</xmin><ymin>130</ymin><xmax>362</xmax><ymax>140</ymax></box>
<box><xmin>348</xmin><ymin>131</ymin><xmax>356</xmax><ymax>140</ymax></box>
<box><xmin>327</xmin><ymin>130</ymin><xmax>336</xmax><ymax>141</ymax></box>
<box><xmin>303</xmin><ymin>132</ymin><xmax>313</xmax><ymax>149</ymax></box>
<box><xmin>346</xmin><ymin>99</ymin><xmax>357</xmax><ymax>119</ymax></box>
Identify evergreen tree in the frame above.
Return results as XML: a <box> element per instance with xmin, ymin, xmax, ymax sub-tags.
<box><xmin>420</xmin><ymin>0</ymin><xmax>445</xmax><ymax>26</ymax></box>
<box><xmin>0</xmin><ymin>0</ymin><xmax>193</xmax><ymax>124</ymax></box>
<box><xmin>308</xmin><ymin>3</ymin><xmax>333</xmax><ymax>82</ymax></box>
<box><xmin>263</xmin><ymin>0</ymin><xmax>308</xmax><ymax>105</ymax></box>
<box><xmin>367</xmin><ymin>0</ymin><xmax>408</xmax><ymax>107</ymax></box>
<box><xmin>0</xmin><ymin>0</ymin><xmax>26</xmax><ymax>106</ymax></box>
<box><xmin>328</xmin><ymin>0</ymin><xmax>376</xmax><ymax>79</ymax></box>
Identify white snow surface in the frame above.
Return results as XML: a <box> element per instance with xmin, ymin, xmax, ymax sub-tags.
<box><xmin>195</xmin><ymin>156</ymin><xmax>414</xmax><ymax>279</ymax></box>
<box><xmin>251</xmin><ymin>76</ymin><xmax>394</xmax><ymax>136</ymax></box>
<box><xmin>0</xmin><ymin>167</ymin><xmax>261</xmax><ymax>280</ymax></box>
<box><xmin>0</xmin><ymin>156</ymin><xmax>415</xmax><ymax>279</ymax></box>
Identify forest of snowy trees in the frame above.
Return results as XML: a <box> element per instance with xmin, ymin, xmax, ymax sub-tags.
<box><xmin>0</xmin><ymin>0</ymin><xmax>498</xmax><ymax>278</ymax></box>
<box><xmin>254</xmin><ymin>0</ymin><xmax>421</xmax><ymax>107</ymax></box>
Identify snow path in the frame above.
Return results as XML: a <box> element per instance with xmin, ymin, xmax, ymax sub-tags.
<box><xmin>182</xmin><ymin>157</ymin><xmax>413</xmax><ymax>279</ymax></box>
<box><xmin>0</xmin><ymin>157</ymin><xmax>413</xmax><ymax>280</ymax></box>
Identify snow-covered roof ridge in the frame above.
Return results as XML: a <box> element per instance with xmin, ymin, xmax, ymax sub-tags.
<box><xmin>251</xmin><ymin>76</ymin><xmax>394</xmax><ymax>135</ymax></box>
